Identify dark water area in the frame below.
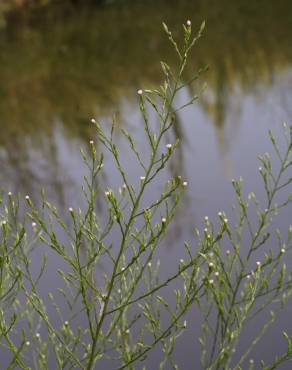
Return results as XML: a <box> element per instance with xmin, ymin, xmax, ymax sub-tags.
<box><xmin>0</xmin><ymin>0</ymin><xmax>291</xmax><ymax>368</ymax></box>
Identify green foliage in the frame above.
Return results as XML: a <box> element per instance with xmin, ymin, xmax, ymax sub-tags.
<box><xmin>0</xmin><ymin>20</ymin><xmax>291</xmax><ymax>369</ymax></box>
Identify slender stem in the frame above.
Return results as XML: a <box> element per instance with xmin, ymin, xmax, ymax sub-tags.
<box><xmin>86</xmin><ymin>54</ymin><xmax>184</xmax><ymax>370</ymax></box>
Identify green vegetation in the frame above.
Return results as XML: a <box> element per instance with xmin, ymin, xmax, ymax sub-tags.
<box><xmin>0</xmin><ymin>20</ymin><xmax>291</xmax><ymax>369</ymax></box>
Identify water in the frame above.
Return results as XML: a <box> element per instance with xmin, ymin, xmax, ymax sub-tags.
<box><xmin>0</xmin><ymin>0</ymin><xmax>291</xmax><ymax>368</ymax></box>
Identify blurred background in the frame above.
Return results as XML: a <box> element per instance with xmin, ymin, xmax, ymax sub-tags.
<box><xmin>0</xmin><ymin>0</ymin><xmax>291</xmax><ymax>368</ymax></box>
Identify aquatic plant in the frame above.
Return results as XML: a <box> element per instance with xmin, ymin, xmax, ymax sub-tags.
<box><xmin>0</xmin><ymin>20</ymin><xmax>291</xmax><ymax>369</ymax></box>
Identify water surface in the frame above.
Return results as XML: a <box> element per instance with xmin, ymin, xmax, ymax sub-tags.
<box><xmin>0</xmin><ymin>0</ymin><xmax>291</xmax><ymax>368</ymax></box>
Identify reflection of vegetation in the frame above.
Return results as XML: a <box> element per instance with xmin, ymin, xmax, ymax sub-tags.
<box><xmin>0</xmin><ymin>0</ymin><xmax>291</xmax><ymax>137</ymax></box>
<box><xmin>0</xmin><ymin>0</ymin><xmax>291</xmax><ymax>198</ymax></box>
<box><xmin>0</xmin><ymin>0</ymin><xmax>109</xmax><ymax>27</ymax></box>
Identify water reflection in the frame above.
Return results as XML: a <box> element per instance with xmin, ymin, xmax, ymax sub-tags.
<box><xmin>0</xmin><ymin>0</ymin><xmax>290</xmax><ymax>241</ymax></box>
<box><xmin>0</xmin><ymin>0</ymin><xmax>291</xmax><ymax>205</ymax></box>
<box><xmin>0</xmin><ymin>1</ymin><xmax>291</xmax><ymax>368</ymax></box>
